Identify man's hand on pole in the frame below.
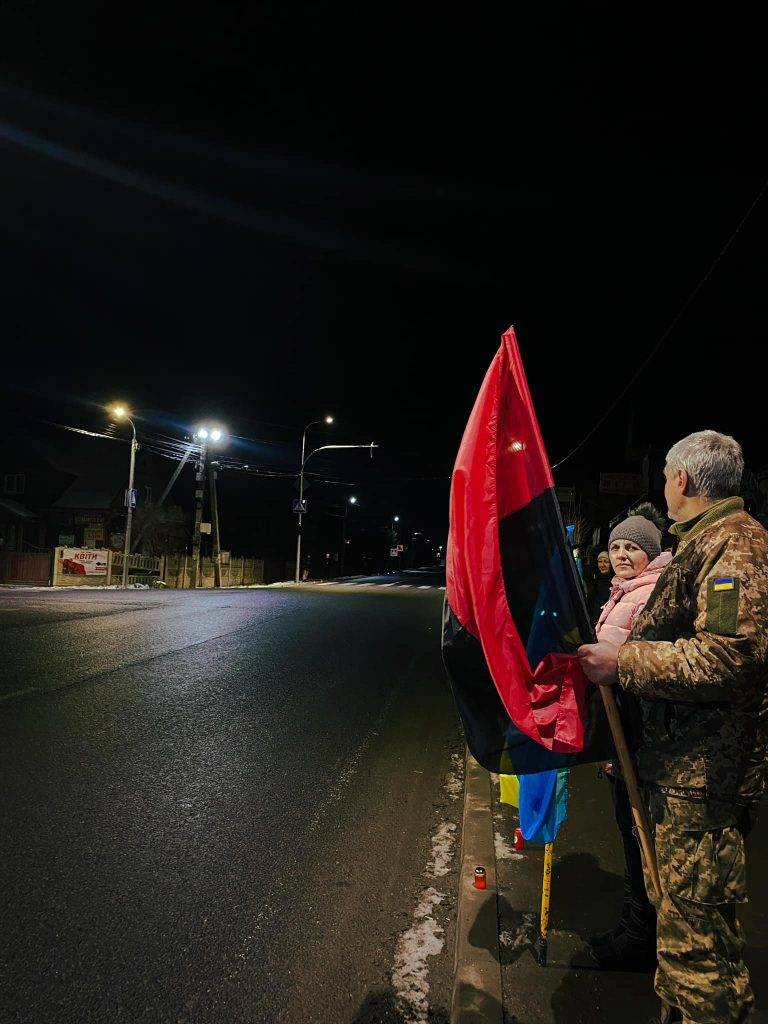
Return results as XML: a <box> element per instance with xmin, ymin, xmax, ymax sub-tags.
<box><xmin>577</xmin><ymin>640</ymin><xmax>620</xmax><ymax>686</ymax></box>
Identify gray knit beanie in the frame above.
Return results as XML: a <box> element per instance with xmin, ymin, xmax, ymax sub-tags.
<box><xmin>608</xmin><ymin>515</ymin><xmax>661</xmax><ymax>561</ymax></box>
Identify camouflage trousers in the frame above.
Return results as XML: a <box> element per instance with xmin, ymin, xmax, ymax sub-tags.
<box><xmin>646</xmin><ymin>793</ymin><xmax>754</xmax><ymax>1024</ymax></box>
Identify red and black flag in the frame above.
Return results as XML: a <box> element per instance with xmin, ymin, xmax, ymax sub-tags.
<box><xmin>442</xmin><ymin>327</ymin><xmax>608</xmax><ymax>773</ymax></box>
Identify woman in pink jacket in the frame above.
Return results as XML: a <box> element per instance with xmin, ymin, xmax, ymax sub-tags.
<box><xmin>589</xmin><ymin>505</ymin><xmax>672</xmax><ymax>972</ymax></box>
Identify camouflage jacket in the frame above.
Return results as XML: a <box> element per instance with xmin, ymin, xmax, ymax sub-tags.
<box><xmin>617</xmin><ymin>498</ymin><xmax>768</xmax><ymax>804</ymax></box>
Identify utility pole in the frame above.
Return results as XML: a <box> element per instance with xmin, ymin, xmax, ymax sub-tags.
<box><xmin>340</xmin><ymin>502</ymin><xmax>348</xmax><ymax>575</ymax></box>
<box><xmin>190</xmin><ymin>442</ymin><xmax>207</xmax><ymax>588</ymax></box>
<box><xmin>294</xmin><ymin>431</ymin><xmax>308</xmax><ymax>584</ymax></box>
<box><xmin>121</xmin><ymin>425</ymin><xmax>138</xmax><ymax>588</ymax></box>
<box><xmin>340</xmin><ymin>495</ymin><xmax>357</xmax><ymax>575</ymax></box>
<box><xmin>295</xmin><ymin>417</ymin><xmax>335</xmax><ymax>584</ymax></box>
<box><xmin>208</xmin><ymin>459</ymin><xmax>222</xmax><ymax>588</ymax></box>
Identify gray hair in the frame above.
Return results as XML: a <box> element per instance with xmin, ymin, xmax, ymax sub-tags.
<box><xmin>665</xmin><ymin>430</ymin><xmax>744</xmax><ymax>499</ymax></box>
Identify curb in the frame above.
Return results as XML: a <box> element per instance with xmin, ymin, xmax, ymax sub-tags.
<box><xmin>451</xmin><ymin>749</ymin><xmax>503</xmax><ymax>1024</ymax></box>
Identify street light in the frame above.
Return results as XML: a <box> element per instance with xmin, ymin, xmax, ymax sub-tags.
<box><xmin>294</xmin><ymin>416</ymin><xmax>334</xmax><ymax>583</ymax></box>
<box><xmin>109</xmin><ymin>404</ymin><xmax>137</xmax><ymax>589</ymax></box>
<box><xmin>295</xmin><ymin>436</ymin><xmax>377</xmax><ymax>583</ymax></box>
<box><xmin>190</xmin><ymin>424</ymin><xmax>226</xmax><ymax>588</ymax></box>
<box><xmin>340</xmin><ymin>495</ymin><xmax>358</xmax><ymax>576</ymax></box>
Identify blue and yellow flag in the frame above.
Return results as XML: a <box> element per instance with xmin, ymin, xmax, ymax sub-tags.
<box><xmin>500</xmin><ymin>769</ymin><xmax>569</xmax><ymax>844</ymax></box>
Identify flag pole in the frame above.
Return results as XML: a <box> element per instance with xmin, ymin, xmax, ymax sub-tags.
<box><xmin>537</xmin><ymin>841</ymin><xmax>553</xmax><ymax>966</ymax></box>
<box><xmin>599</xmin><ymin>687</ymin><xmax>662</xmax><ymax>901</ymax></box>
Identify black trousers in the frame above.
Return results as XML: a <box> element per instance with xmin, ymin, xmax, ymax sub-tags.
<box><xmin>607</xmin><ymin>772</ymin><xmax>656</xmax><ymax>941</ymax></box>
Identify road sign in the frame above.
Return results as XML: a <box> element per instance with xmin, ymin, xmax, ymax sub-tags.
<box><xmin>124</xmin><ymin>488</ymin><xmax>137</xmax><ymax>509</ymax></box>
<box><xmin>396</xmin><ymin>544</ymin><xmax>404</xmax><ymax>552</ymax></box>
<box><xmin>599</xmin><ymin>472</ymin><xmax>642</xmax><ymax>495</ymax></box>
<box><xmin>200</xmin><ymin>522</ymin><xmax>211</xmax><ymax>534</ymax></box>
<box><xmin>292</xmin><ymin>498</ymin><xmax>308</xmax><ymax>514</ymax></box>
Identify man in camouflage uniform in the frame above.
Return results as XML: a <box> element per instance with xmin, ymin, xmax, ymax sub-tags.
<box><xmin>579</xmin><ymin>430</ymin><xmax>768</xmax><ymax>1024</ymax></box>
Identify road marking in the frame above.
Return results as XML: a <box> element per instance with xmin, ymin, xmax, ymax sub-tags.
<box><xmin>438</xmin><ymin>586</ymin><xmax>445</xmax><ymax>590</ymax></box>
<box><xmin>397</xmin><ymin>584</ymin><xmax>412</xmax><ymax>588</ymax></box>
<box><xmin>380</xmin><ymin>582</ymin><xmax>397</xmax><ymax>587</ymax></box>
<box><xmin>418</xmin><ymin>585</ymin><xmax>431</xmax><ymax>589</ymax></box>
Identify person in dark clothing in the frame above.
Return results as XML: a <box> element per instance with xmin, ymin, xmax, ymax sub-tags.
<box><xmin>588</xmin><ymin>549</ymin><xmax>613</xmax><ymax>622</ymax></box>
<box><xmin>587</xmin><ymin>504</ymin><xmax>670</xmax><ymax>973</ymax></box>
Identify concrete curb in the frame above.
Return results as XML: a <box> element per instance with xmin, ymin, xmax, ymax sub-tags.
<box><xmin>451</xmin><ymin>749</ymin><xmax>503</xmax><ymax>1024</ymax></box>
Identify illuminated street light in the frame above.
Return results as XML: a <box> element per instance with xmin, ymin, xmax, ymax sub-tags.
<box><xmin>390</xmin><ymin>515</ymin><xmax>401</xmax><ymax>574</ymax></box>
<box><xmin>193</xmin><ymin>425</ymin><xmax>225</xmax><ymax>444</ymax></box>
<box><xmin>108</xmin><ymin>403</ymin><xmax>137</xmax><ymax>589</ymax></box>
<box><xmin>294</xmin><ymin>416</ymin><xmax>335</xmax><ymax>583</ymax></box>
<box><xmin>189</xmin><ymin>425</ymin><xmax>227</xmax><ymax>588</ymax></box>
<box><xmin>340</xmin><ymin>494</ymin><xmax>359</xmax><ymax>574</ymax></box>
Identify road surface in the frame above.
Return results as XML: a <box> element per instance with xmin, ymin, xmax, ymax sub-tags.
<box><xmin>0</xmin><ymin>577</ymin><xmax>462</xmax><ymax>1023</ymax></box>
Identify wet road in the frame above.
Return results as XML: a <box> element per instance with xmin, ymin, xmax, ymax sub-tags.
<box><xmin>0</xmin><ymin>582</ymin><xmax>462</xmax><ymax>1023</ymax></box>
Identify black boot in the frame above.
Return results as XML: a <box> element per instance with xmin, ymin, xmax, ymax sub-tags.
<box><xmin>587</xmin><ymin>868</ymin><xmax>633</xmax><ymax>950</ymax></box>
<box><xmin>589</xmin><ymin>926</ymin><xmax>657</xmax><ymax>973</ymax></box>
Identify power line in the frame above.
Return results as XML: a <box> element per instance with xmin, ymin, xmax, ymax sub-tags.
<box><xmin>551</xmin><ymin>176</ymin><xmax>768</xmax><ymax>471</ymax></box>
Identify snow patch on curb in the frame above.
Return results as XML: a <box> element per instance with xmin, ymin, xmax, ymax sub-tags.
<box><xmin>392</xmin><ymin>887</ymin><xmax>445</xmax><ymax>1023</ymax></box>
<box><xmin>494</xmin><ymin>830</ymin><xmax>523</xmax><ymax>861</ymax></box>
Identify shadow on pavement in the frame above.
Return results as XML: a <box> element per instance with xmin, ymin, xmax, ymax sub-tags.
<box><xmin>543</xmin><ymin>850</ymin><xmax>624</xmax><ymax>943</ymax></box>
<box><xmin>352</xmin><ymin>986</ymin><xmax>450</xmax><ymax>1023</ymax></box>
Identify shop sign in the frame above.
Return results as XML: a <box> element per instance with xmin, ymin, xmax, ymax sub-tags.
<box><xmin>61</xmin><ymin>548</ymin><xmax>109</xmax><ymax>577</ymax></box>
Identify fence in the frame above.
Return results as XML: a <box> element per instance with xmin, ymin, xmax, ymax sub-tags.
<box><xmin>163</xmin><ymin>555</ymin><xmax>294</xmax><ymax>588</ymax></box>
<box><xmin>110</xmin><ymin>552</ymin><xmax>165</xmax><ymax>587</ymax></box>
<box><xmin>9</xmin><ymin>549</ymin><xmax>292</xmax><ymax>589</ymax></box>
<box><xmin>0</xmin><ymin>551</ymin><xmax>53</xmax><ymax>586</ymax></box>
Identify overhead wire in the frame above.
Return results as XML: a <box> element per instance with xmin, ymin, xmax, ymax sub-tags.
<box><xmin>551</xmin><ymin>176</ymin><xmax>768</xmax><ymax>471</ymax></box>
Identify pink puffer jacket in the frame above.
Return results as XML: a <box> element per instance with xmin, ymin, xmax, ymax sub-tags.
<box><xmin>595</xmin><ymin>551</ymin><xmax>673</xmax><ymax>646</ymax></box>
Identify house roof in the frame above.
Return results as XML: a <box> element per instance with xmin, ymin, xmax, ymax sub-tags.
<box><xmin>0</xmin><ymin>497</ymin><xmax>38</xmax><ymax>519</ymax></box>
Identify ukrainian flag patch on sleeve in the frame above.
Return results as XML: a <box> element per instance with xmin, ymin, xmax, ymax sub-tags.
<box><xmin>706</xmin><ymin>576</ymin><xmax>741</xmax><ymax>635</ymax></box>
<box><xmin>713</xmin><ymin>577</ymin><xmax>736</xmax><ymax>592</ymax></box>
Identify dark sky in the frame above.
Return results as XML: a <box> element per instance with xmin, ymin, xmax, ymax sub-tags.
<box><xmin>1</xmin><ymin>4</ymin><xmax>765</xmax><ymax>528</ymax></box>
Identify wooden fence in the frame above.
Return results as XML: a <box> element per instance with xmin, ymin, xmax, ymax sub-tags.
<box><xmin>0</xmin><ymin>551</ymin><xmax>53</xmax><ymax>585</ymax></box>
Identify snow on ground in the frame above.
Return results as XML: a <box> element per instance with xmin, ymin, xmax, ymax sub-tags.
<box><xmin>391</xmin><ymin>888</ymin><xmax>445</xmax><ymax>1023</ymax></box>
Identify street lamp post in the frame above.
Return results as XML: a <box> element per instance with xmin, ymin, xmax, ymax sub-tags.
<box><xmin>340</xmin><ymin>495</ymin><xmax>357</xmax><ymax>575</ymax></box>
<box><xmin>190</xmin><ymin>436</ymin><xmax>208</xmax><ymax>588</ymax></box>
<box><xmin>111</xmin><ymin>406</ymin><xmax>138</xmax><ymax>589</ymax></box>
<box><xmin>391</xmin><ymin>514</ymin><xmax>400</xmax><ymax>572</ymax></box>
<box><xmin>295</xmin><ymin>438</ymin><xmax>378</xmax><ymax>583</ymax></box>
<box><xmin>295</xmin><ymin>416</ymin><xmax>333</xmax><ymax>584</ymax></box>
<box><xmin>190</xmin><ymin>426</ymin><xmax>225</xmax><ymax>588</ymax></box>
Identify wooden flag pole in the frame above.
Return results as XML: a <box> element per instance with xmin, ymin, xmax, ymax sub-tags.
<box><xmin>599</xmin><ymin>686</ymin><xmax>662</xmax><ymax>902</ymax></box>
<box><xmin>537</xmin><ymin>841</ymin><xmax>554</xmax><ymax>966</ymax></box>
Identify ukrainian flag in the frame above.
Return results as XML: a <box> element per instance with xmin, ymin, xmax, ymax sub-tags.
<box><xmin>713</xmin><ymin>577</ymin><xmax>735</xmax><ymax>591</ymax></box>
<box><xmin>500</xmin><ymin>769</ymin><xmax>569</xmax><ymax>844</ymax></box>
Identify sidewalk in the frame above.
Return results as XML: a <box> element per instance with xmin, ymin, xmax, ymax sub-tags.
<box><xmin>490</xmin><ymin>765</ymin><xmax>768</xmax><ymax>1024</ymax></box>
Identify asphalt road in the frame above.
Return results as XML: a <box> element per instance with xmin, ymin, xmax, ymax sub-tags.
<box><xmin>0</xmin><ymin>577</ymin><xmax>463</xmax><ymax>1023</ymax></box>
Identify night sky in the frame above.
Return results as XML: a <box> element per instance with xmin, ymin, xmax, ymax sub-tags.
<box><xmin>1</xmin><ymin>5</ymin><xmax>765</xmax><ymax>539</ymax></box>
